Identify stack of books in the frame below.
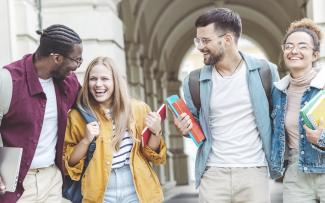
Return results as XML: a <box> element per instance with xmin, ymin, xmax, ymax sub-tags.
<box><xmin>300</xmin><ymin>90</ymin><xmax>325</xmax><ymax>130</ymax></box>
<box><xmin>166</xmin><ymin>95</ymin><xmax>206</xmax><ymax>147</ymax></box>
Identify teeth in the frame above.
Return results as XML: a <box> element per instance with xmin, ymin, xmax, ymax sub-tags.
<box><xmin>95</xmin><ymin>90</ymin><xmax>106</xmax><ymax>94</ymax></box>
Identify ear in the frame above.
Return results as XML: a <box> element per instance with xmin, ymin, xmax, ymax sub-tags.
<box><xmin>50</xmin><ymin>53</ymin><xmax>64</xmax><ymax>65</ymax></box>
<box><xmin>312</xmin><ymin>51</ymin><xmax>320</xmax><ymax>62</ymax></box>
<box><xmin>224</xmin><ymin>33</ymin><xmax>234</xmax><ymax>46</ymax></box>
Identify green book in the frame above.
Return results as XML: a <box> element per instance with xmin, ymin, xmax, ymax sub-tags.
<box><xmin>300</xmin><ymin>90</ymin><xmax>325</xmax><ymax>130</ymax></box>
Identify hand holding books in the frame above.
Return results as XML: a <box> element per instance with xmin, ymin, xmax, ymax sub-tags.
<box><xmin>303</xmin><ymin>118</ymin><xmax>324</xmax><ymax>145</ymax></box>
<box><xmin>166</xmin><ymin>95</ymin><xmax>206</xmax><ymax>147</ymax></box>
<box><xmin>142</xmin><ymin>104</ymin><xmax>166</xmax><ymax>146</ymax></box>
<box><xmin>300</xmin><ymin>90</ymin><xmax>325</xmax><ymax>145</ymax></box>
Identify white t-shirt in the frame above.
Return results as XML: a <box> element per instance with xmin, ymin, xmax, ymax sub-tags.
<box><xmin>30</xmin><ymin>78</ymin><xmax>58</xmax><ymax>169</ymax></box>
<box><xmin>206</xmin><ymin>63</ymin><xmax>267</xmax><ymax>167</ymax></box>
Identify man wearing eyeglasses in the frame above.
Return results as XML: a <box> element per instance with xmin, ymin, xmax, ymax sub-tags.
<box><xmin>0</xmin><ymin>24</ymin><xmax>82</xmax><ymax>202</ymax></box>
<box><xmin>173</xmin><ymin>8</ymin><xmax>280</xmax><ymax>203</ymax></box>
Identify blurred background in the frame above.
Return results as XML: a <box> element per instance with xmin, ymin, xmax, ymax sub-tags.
<box><xmin>1</xmin><ymin>0</ymin><xmax>324</xmax><ymax>202</ymax></box>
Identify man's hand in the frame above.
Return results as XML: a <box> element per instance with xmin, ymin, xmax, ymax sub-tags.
<box><xmin>0</xmin><ymin>176</ymin><xmax>6</xmax><ymax>195</ymax></box>
<box><xmin>173</xmin><ymin>113</ymin><xmax>193</xmax><ymax>136</ymax></box>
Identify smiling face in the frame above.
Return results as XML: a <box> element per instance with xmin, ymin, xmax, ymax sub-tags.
<box><xmin>88</xmin><ymin>64</ymin><xmax>114</xmax><ymax>109</ymax></box>
<box><xmin>283</xmin><ymin>31</ymin><xmax>317</xmax><ymax>76</ymax></box>
<box><xmin>196</xmin><ymin>23</ymin><xmax>225</xmax><ymax>65</ymax></box>
<box><xmin>52</xmin><ymin>44</ymin><xmax>83</xmax><ymax>80</ymax></box>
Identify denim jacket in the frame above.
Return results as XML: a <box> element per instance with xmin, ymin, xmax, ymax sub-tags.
<box><xmin>182</xmin><ymin>52</ymin><xmax>280</xmax><ymax>187</ymax></box>
<box><xmin>270</xmin><ymin>67</ymin><xmax>325</xmax><ymax>179</ymax></box>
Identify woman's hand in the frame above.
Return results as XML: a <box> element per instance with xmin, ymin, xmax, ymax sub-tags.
<box><xmin>304</xmin><ymin>118</ymin><xmax>324</xmax><ymax>145</ymax></box>
<box><xmin>84</xmin><ymin>121</ymin><xmax>100</xmax><ymax>144</ymax></box>
<box><xmin>145</xmin><ymin>112</ymin><xmax>162</xmax><ymax>136</ymax></box>
<box><xmin>145</xmin><ymin>112</ymin><xmax>162</xmax><ymax>151</ymax></box>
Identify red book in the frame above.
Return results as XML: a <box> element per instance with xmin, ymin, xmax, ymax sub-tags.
<box><xmin>166</xmin><ymin>95</ymin><xmax>205</xmax><ymax>147</ymax></box>
<box><xmin>141</xmin><ymin>104</ymin><xmax>167</xmax><ymax>146</ymax></box>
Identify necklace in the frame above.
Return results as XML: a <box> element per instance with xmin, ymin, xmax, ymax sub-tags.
<box><xmin>216</xmin><ymin>58</ymin><xmax>243</xmax><ymax>78</ymax></box>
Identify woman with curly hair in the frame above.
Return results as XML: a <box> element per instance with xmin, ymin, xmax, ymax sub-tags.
<box><xmin>270</xmin><ymin>18</ymin><xmax>325</xmax><ymax>202</ymax></box>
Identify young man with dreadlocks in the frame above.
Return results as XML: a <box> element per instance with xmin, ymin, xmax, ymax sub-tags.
<box><xmin>0</xmin><ymin>24</ymin><xmax>82</xmax><ymax>202</ymax></box>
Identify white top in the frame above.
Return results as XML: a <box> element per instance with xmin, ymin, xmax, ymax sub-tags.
<box><xmin>0</xmin><ymin>68</ymin><xmax>12</xmax><ymax>147</ymax></box>
<box><xmin>111</xmin><ymin>131</ymin><xmax>133</xmax><ymax>169</ymax></box>
<box><xmin>30</xmin><ymin>78</ymin><xmax>58</xmax><ymax>169</ymax></box>
<box><xmin>206</xmin><ymin>63</ymin><xmax>267</xmax><ymax>167</ymax></box>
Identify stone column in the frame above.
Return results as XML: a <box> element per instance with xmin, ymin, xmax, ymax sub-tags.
<box><xmin>158</xmin><ymin>70</ymin><xmax>176</xmax><ymax>189</ymax></box>
<box><xmin>0</xmin><ymin>0</ymin><xmax>39</xmax><ymax>65</ymax></box>
<box><xmin>143</xmin><ymin>58</ymin><xmax>158</xmax><ymax>108</ymax></box>
<box><xmin>41</xmin><ymin>0</ymin><xmax>125</xmax><ymax>82</ymax></box>
<box><xmin>167</xmin><ymin>73</ymin><xmax>189</xmax><ymax>185</ymax></box>
<box><xmin>126</xmin><ymin>42</ymin><xmax>145</xmax><ymax>100</ymax></box>
<box><xmin>0</xmin><ymin>0</ymin><xmax>14</xmax><ymax>65</ymax></box>
<box><xmin>307</xmin><ymin>0</ymin><xmax>325</xmax><ymax>65</ymax></box>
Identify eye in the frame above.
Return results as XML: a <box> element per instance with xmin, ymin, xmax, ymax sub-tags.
<box><xmin>284</xmin><ymin>44</ymin><xmax>293</xmax><ymax>50</ymax></box>
<box><xmin>202</xmin><ymin>38</ymin><xmax>210</xmax><ymax>44</ymax></box>
<box><xmin>89</xmin><ymin>77</ymin><xmax>97</xmax><ymax>81</ymax></box>
<box><xmin>298</xmin><ymin>44</ymin><xmax>308</xmax><ymax>50</ymax></box>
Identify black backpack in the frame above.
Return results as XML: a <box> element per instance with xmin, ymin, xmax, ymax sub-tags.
<box><xmin>188</xmin><ymin>59</ymin><xmax>272</xmax><ymax>111</ymax></box>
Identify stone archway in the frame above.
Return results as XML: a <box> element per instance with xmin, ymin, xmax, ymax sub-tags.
<box><xmin>120</xmin><ymin>0</ymin><xmax>306</xmax><ymax>187</ymax></box>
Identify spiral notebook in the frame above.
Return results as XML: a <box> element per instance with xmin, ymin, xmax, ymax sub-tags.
<box><xmin>0</xmin><ymin>146</ymin><xmax>23</xmax><ymax>192</ymax></box>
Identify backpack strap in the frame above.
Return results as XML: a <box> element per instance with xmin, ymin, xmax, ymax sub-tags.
<box><xmin>258</xmin><ymin>59</ymin><xmax>272</xmax><ymax>108</ymax></box>
<box><xmin>0</xmin><ymin>68</ymin><xmax>13</xmax><ymax>147</ymax></box>
<box><xmin>189</xmin><ymin>69</ymin><xmax>201</xmax><ymax>111</ymax></box>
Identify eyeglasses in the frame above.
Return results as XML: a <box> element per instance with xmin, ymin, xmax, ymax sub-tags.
<box><xmin>63</xmin><ymin>55</ymin><xmax>83</xmax><ymax>67</ymax></box>
<box><xmin>51</xmin><ymin>53</ymin><xmax>83</xmax><ymax>68</ymax></box>
<box><xmin>193</xmin><ymin>33</ymin><xmax>227</xmax><ymax>49</ymax></box>
<box><xmin>282</xmin><ymin>43</ymin><xmax>314</xmax><ymax>52</ymax></box>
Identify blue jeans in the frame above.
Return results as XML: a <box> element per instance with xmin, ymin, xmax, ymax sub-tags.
<box><xmin>103</xmin><ymin>165</ymin><xmax>139</xmax><ymax>203</ymax></box>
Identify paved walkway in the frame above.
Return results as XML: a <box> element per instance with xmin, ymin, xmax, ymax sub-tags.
<box><xmin>165</xmin><ymin>180</ymin><xmax>283</xmax><ymax>203</ymax></box>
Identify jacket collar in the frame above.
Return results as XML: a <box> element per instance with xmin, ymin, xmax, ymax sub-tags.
<box><xmin>274</xmin><ymin>66</ymin><xmax>325</xmax><ymax>91</ymax></box>
<box><xmin>25</xmin><ymin>54</ymin><xmax>44</xmax><ymax>96</ymax></box>
<box><xmin>199</xmin><ymin>51</ymin><xmax>262</xmax><ymax>81</ymax></box>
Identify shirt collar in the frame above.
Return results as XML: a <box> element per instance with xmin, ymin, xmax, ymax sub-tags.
<box><xmin>25</xmin><ymin>54</ymin><xmax>43</xmax><ymax>96</ymax></box>
<box><xmin>274</xmin><ymin>66</ymin><xmax>325</xmax><ymax>91</ymax></box>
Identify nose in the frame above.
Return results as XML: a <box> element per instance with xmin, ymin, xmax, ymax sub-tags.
<box><xmin>95</xmin><ymin>79</ymin><xmax>103</xmax><ymax>86</ymax></box>
<box><xmin>291</xmin><ymin>46</ymin><xmax>299</xmax><ymax>53</ymax></box>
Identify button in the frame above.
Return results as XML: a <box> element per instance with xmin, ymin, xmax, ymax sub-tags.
<box><xmin>304</xmin><ymin>101</ymin><xmax>308</xmax><ymax>105</ymax></box>
<box><xmin>17</xmin><ymin>193</ymin><xmax>21</xmax><ymax>197</ymax></box>
<box><xmin>106</xmin><ymin>161</ymin><xmax>110</xmax><ymax>165</ymax></box>
<box><xmin>301</xmin><ymin>134</ymin><xmax>304</xmax><ymax>138</ymax></box>
<box><xmin>304</xmin><ymin>167</ymin><xmax>308</xmax><ymax>171</ymax></box>
<box><xmin>301</xmin><ymin>151</ymin><xmax>305</xmax><ymax>155</ymax></box>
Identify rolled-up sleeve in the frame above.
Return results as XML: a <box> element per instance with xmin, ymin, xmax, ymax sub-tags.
<box><xmin>141</xmin><ymin>138</ymin><xmax>167</xmax><ymax>165</ymax></box>
<box><xmin>63</xmin><ymin>110</ymin><xmax>86</xmax><ymax>181</ymax></box>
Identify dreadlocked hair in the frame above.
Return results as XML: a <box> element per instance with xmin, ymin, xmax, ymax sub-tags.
<box><xmin>36</xmin><ymin>24</ymin><xmax>82</xmax><ymax>57</ymax></box>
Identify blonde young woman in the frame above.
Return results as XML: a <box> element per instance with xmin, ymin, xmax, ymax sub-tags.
<box><xmin>64</xmin><ymin>57</ymin><xmax>166</xmax><ymax>203</ymax></box>
<box><xmin>270</xmin><ymin>19</ymin><xmax>325</xmax><ymax>202</ymax></box>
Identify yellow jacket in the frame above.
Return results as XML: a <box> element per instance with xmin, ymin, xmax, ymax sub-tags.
<box><xmin>64</xmin><ymin>100</ymin><xmax>166</xmax><ymax>203</ymax></box>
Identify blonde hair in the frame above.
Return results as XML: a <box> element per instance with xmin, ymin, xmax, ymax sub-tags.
<box><xmin>283</xmin><ymin>18</ymin><xmax>323</xmax><ymax>52</ymax></box>
<box><xmin>77</xmin><ymin>56</ymin><xmax>137</xmax><ymax>151</ymax></box>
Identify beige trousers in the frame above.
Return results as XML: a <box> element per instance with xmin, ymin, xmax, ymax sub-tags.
<box><xmin>283</xmin><ymin>150</ymin><xmax>325</xmax><ymax>203</ymax></box>
<box><xmin>199</xmin><ymin>166</ymin><xmax>270</xmax><ymax>203</ymax></box>
<box><xmin>17</xmin><ymin>165</ymin><xmax>63</xmax><ymax>203</ymax></box>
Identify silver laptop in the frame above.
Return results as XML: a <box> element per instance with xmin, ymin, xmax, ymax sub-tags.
<box><xmin>0</xmin><ymin>147</ymin><xmax>23</xmax><ymax>192</ymax></box>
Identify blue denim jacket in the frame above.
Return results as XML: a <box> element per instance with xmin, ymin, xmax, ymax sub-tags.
<box><xmin>182</xmin><ymin>52</ymin><xmax>280</xmax><ymax>187</ymax></box>
<box><xmin>270</xmin><ymin>67</ymin><xmax>325</xmax><ymax>179</ymax></box>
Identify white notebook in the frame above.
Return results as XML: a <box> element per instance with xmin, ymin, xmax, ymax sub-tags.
<box><xmin>0</xmin><ymin>147</ymin><xmax>23</xmax><ymax>192</ymax></box>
